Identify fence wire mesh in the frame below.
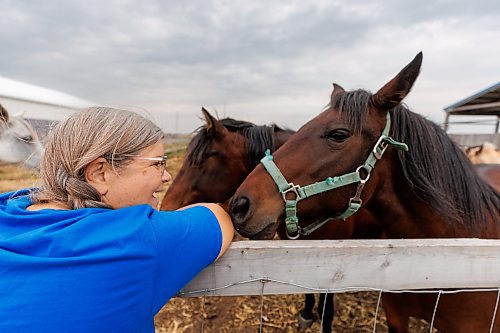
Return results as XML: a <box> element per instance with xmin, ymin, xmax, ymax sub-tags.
<box><xmin>177</xmin><ymin>277</ymin><xmax>500</xmax><ymax>332</ymax></box>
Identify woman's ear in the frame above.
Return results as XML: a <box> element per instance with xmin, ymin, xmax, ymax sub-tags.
<box><xmin>85</xmin><ymin>157</ymin><xmax>110</xmax><ymax>196</ymax></box>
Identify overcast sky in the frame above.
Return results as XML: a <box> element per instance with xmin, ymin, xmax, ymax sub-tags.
<box><xmin>0</xmin><ymin>0</ymin><xmax>498</xmax><ymax>133</ymax></box>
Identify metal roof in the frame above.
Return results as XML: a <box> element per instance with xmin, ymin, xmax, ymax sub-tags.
<box><xmin>0</xmin><ymin>76</ymin><xmax>94</xmax><ymax>121</ymax></box>
<box><xmin>0</xmin><ymin>76</ymin><xmax>93</xmax><ymax>109</ymax></box>
<box><xmin>444</xmin><ymin>82</ymin><xmax>500</xmax><ymax>116</ymax></box>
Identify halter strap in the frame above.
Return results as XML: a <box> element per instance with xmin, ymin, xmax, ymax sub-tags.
<box><xmin>260</xmin><ymin>113</ymin><xmax>408</xmax><ymax>239</ymax></box>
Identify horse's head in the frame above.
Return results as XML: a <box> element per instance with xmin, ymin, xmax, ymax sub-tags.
<box><xmin>466</xmin><ymin>142</ymin><xmax>500</xmax><ymax>164</ymax></box>
<box><xmin>161</xmin><ymin>108</ymin><xmax>250</xmax><ymax>210</ymax></box>
<box><xmin>229</xmin><ymin>53</ymin><xmax>423</xmax><ymax>239</ymax></box>
<box><xmin>0</xmin><ymin>104</ymin><xmax>43</xmax><ymax>169</ymax></box>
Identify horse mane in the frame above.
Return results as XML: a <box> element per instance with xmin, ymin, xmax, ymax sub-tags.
<box><xmin>186</xmin><ymin>117</ymin><xmax>280</xmax><ymax>169</ymax></box>
<box><xmin>332</xmin><ymin>89</ymin><xmax>500</xmax><ymax>233</ymax></box>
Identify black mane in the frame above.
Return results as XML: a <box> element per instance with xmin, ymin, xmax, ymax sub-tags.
<box><xmin>331</xmin><ymin>89</ymin><xmax>499</xmax><ymax>233</ymax></box>
<box><xmin>186</xmin><ymin>118</ymin><xmax>283</xmax><ymax>169</ymax></box>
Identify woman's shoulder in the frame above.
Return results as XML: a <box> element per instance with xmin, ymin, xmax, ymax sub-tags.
<box><xmin>0</xmin><ymin>189</ymin><xmax>32</xmax><ymax>204</ymax></box>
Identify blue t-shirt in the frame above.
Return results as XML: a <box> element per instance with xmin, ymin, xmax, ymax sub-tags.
<box><xmin>0</xmin><ymin>190</ymin><xmax>222</xmax><ymax>333</ymax></box>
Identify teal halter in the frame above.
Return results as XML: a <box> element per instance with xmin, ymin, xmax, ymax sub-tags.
<box><xmin>260</xmin><ymin>113</ymin><xmax>408</xmax><ymax>239</ymax></box>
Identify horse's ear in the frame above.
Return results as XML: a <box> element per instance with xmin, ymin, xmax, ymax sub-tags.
<box><xmin>201</xmin><ymin>107</ymin><xmax>226</xmax><ymax>136</ymax></box>
<box><xmin>331</xmin><ymin>83</ymin><xmax>345</xmax><ymax>102</ymax></box>
<box><xmin>370</xmin><ymin>52</ymin><xmax>423</xmax><ymax>114</ymax></box>
<box><xmin>0</xmin><ymin>104</ymin><xmax>9</xmax><ymax>123</ymax></box>
<box><xmin>13</xmin><ymin>110</ymin><xmax>25</xmax><ymax>118</ymax></box>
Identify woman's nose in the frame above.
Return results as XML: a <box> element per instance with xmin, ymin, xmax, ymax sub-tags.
<box><xmin>162</xmin><ymin>170</ymin><xmax>172</xmax><ymax>183</ymax></box>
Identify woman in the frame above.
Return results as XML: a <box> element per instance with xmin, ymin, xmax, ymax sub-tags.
<box><xmin>0</xmin><ymin>107</ymin><xmax>234</xmax><ymax>332</ymax></box>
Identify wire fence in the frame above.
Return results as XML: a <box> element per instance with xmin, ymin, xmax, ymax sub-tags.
<box><xmin>178</xmin><ymin>278</ymin><xmax>500</xmax><ymax>333</ymax></box>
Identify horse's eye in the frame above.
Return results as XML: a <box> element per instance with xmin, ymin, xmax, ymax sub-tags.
<box><xmin>19</xmin><ymin>135</ymin><xmax>33</xmax><ymax>142</ymax></box>
<box><xmin>325</xmin><ymin>129</ymin><xmax>351</xmax><ymax>142</ymax></box>
<box><xmin>206</xmin><ymin>151</ymin><xmax>219</xmax><ymax>158</ymax></box>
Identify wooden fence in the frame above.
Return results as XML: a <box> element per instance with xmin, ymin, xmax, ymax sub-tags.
<box><xmin>180</xmin><ymin>239</ymin><xmax>500</xmax><ymax>297</ymax></box>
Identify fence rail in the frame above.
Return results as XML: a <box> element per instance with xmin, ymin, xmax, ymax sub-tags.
<box><xmin>179</xmin><ymin>239</ymin><xmax>500</xmax><ymax>297</ymax></box>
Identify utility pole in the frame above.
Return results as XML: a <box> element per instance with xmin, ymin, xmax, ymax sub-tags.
<box><xmin>175</xmin><ymin>112</ymin><xmax>179</xmax><ymax>135</ymax></box>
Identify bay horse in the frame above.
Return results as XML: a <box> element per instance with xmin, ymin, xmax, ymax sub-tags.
<box><xmin>0</xmin><ymin>104</ymin><xmax>43</xmax><ymax>168</ymax></box>
<box><xmin>160</xmin><ymin>108</ymin><xmax>381</xmax><ymax>333</ymax></box>
<box><xmin>229</xmin><ymin>52</ymin><xmax>500</xmax><ymax>333</ymax></box>
<box><xmin>161</xmin><ymin>107</ymin><xmax>294</xmax><ymax>210</ymax></box>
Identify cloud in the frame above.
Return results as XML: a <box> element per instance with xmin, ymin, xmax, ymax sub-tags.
<box><xmin>0</xmin><ymin>0</ymin><xmax>498</xmax><ymax>133</ymax></box>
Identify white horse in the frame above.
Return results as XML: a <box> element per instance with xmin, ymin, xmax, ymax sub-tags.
<box><xmin>0</xmin><ymin>104</ymin><xmax>43</xmax><ymax>168</ymax></box>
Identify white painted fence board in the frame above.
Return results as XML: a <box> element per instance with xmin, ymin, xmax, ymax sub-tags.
<box><xmin>179</xmin><ymin>239</ymin><xmax>500</xmax><ymax>297</ymax></box>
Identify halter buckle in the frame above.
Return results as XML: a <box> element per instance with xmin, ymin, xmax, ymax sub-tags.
<box><xmin>373</xmin><ymin>136</ymin><xmax>389</xmax><ymax>160</ymax></box>
<box><xmin>349</xmin><ymin>197</ymin><xmax>363</xmax><ymax>206</ymax></box>
<box><xmin>281</xmin><ymin>183</ymin><xmax>301</xmax><ymax>202</ymax></box>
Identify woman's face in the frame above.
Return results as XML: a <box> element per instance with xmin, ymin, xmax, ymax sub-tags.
<box><xmin>103</xmin><ymin>141</ymin><xmax>172</xmax><ymax>209</ymax></box>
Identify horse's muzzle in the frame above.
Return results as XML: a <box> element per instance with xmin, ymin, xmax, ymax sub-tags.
<box><xmin>229</xmin><ymin>195</ymin><xmax>252</xmax><ymax>228</ymax></box>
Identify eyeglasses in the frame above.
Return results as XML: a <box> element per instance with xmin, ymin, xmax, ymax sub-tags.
<box><xmin>136</xmin><ymin>155</ymin><xmax>168</xmax><ymax>173</ymax></box>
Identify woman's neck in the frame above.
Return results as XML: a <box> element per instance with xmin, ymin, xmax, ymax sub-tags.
<box><xmin>26</xmin><ymin>201</ymin><xmax>71</xmax><ymax>211</ymax></box>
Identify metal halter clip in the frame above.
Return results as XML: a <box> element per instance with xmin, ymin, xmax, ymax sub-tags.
<box><xmin>285</xmin><ymin>226</ymin><xmax>301</xmax><ymax>240</ymax></box>
<box><xmin>349</xmin><ymin>179</ymin><xmax>365</xmax><ymax>207</ymax></box>
<box><xmin>355</xmin><ymin>165</ymin><xmax>371</xmax><ymax>184</ymax></box>
<box><xmin>373</xmin><ymin>136</ymin><xmax>389</xmax><ymax>160</ymax></box>
<box><xmin>281</xmin><ymin>183</ymin><xmax>301</xmax><ymax>202</ymax></box>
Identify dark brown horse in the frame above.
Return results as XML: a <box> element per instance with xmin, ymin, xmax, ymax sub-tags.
<box><xmin>160</xmin><ymin>108</ymin><xmax>381</xmax><ymax>333</ymax></box>
<box><xmin>161</xmin><ymin>108</ymin><xmax>293</xmax><ymax>210</ymax></box>
<box><xmin>229</xmin><ymin>52</ymin><xmax>500</xmax><ymax>333</ymax></box>
<box><xmin>475</xmin><ymin>164</ymin><xmax>500</xmax><ymax>192</ymax></box>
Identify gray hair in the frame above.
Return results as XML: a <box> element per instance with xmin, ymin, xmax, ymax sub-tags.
<box><xmin>32</xmin><ymin>107</ymin><xmax>164</xmax><ymax>209</ymax></box>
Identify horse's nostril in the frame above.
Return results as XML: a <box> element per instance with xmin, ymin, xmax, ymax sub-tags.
<box><xmin>230</xmin><ymin>196</ymin><xmax>251</xmax><ymax>223</ymax></box>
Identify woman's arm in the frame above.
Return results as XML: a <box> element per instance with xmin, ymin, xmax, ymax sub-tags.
<box><xmin>177</xmin><ymin>203</ymin><xmax>234</xmax><ymax>259</ymax></box>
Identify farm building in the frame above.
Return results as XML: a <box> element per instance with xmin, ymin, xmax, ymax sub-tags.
<box><xmin>0</xmin><ymin>76</ymin><xmax>93</xmax><ymax>138</ymax></box>
<box><xmin>444</xmin><ymin>82</ymin><xmax>500</xmax><ymax>146</ymax></box>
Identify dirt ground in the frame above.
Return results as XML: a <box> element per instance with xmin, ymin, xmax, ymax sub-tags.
<box><xmin>0</xmin><ymin>148</ymin><xmax>435</xmax><ymax>332</ymax></box>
